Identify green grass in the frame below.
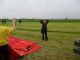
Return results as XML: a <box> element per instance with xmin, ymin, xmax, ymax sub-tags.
<box><xmin>1</xmin><ymin>21</ymin><xmax>80</xmax><ymax>60</ymax></box>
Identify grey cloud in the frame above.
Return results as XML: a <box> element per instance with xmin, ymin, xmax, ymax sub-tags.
<box><xmin>0</xmin><ymin>0</ymin><xmax>80</xmax><ymax>19</ymax></box>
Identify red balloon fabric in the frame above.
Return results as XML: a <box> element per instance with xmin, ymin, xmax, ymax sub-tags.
<box><xmin>7</xmin><ymin>36</ymin><xmax>42</xmax><ymax>60</ymax></box>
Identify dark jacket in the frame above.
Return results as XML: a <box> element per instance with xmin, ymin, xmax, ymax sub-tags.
<box><xmin>40</xmin><ymin>20</ymin><xmax>49</xmax><ymax>33</ymax></box>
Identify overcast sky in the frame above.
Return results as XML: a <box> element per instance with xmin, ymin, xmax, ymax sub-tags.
<box><xmin>0</xmin><ymin>0</ymin><xmax>80</xmax><ymax>19</ymax></box>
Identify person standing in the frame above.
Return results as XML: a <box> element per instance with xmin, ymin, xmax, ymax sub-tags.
<box><xmin>40</xmin><ymin>19</ymin><xmax>49</xmax><ymax>41</ymax></box>
<box><xmin>19</xmin><ymin>19</ymin><xmax>22</xmax><ymax>23</ymax></box>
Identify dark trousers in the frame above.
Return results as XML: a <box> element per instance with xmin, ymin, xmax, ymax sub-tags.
<box><xmin>0</xmin><ymin>44</ymin><xmax>10</xmax><ymax>60</ymax></box>
<box><xmin>42</xmin><ymin>32</ymin><xmax>48</xmax><ymax>41</ymax></box>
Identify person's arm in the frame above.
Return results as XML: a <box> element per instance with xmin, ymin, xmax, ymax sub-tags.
<box><xmin>46</xmin><ymin>20</ymin><xmax>49</xmax><ymax>24</ymax></box>
<box><xmin>40</xmin><ymin>20</ymin><xmax>43</xmax><ymax>24</ymax></box>
<box><xmin>12</xmin><ymin>18</ymin><xmax>16</xmax><ymax>30</ymax></box>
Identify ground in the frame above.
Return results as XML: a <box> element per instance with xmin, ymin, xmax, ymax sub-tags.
<box><xmin>1</xmin><ymin>21</ymin><xmax>80</xmax><ymax>60</ymax></box>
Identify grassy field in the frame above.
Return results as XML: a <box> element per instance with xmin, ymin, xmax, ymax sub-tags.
<box><xmin>1</xmin><ymin>21</ymin><xmax>80</xmax><ymax>60</ymax></box>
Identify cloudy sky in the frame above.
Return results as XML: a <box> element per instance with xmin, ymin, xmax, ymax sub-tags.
<box><xmin>0</xmin><ymin>0</ymin><xmax>80</xmax><ymax>19</ymax></box>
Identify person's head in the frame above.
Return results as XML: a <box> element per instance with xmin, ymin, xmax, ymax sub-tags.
<box><xmin>43</xmin><ymin>19</ymin><xmax>47</xmax><ymax>23</ymax></box>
